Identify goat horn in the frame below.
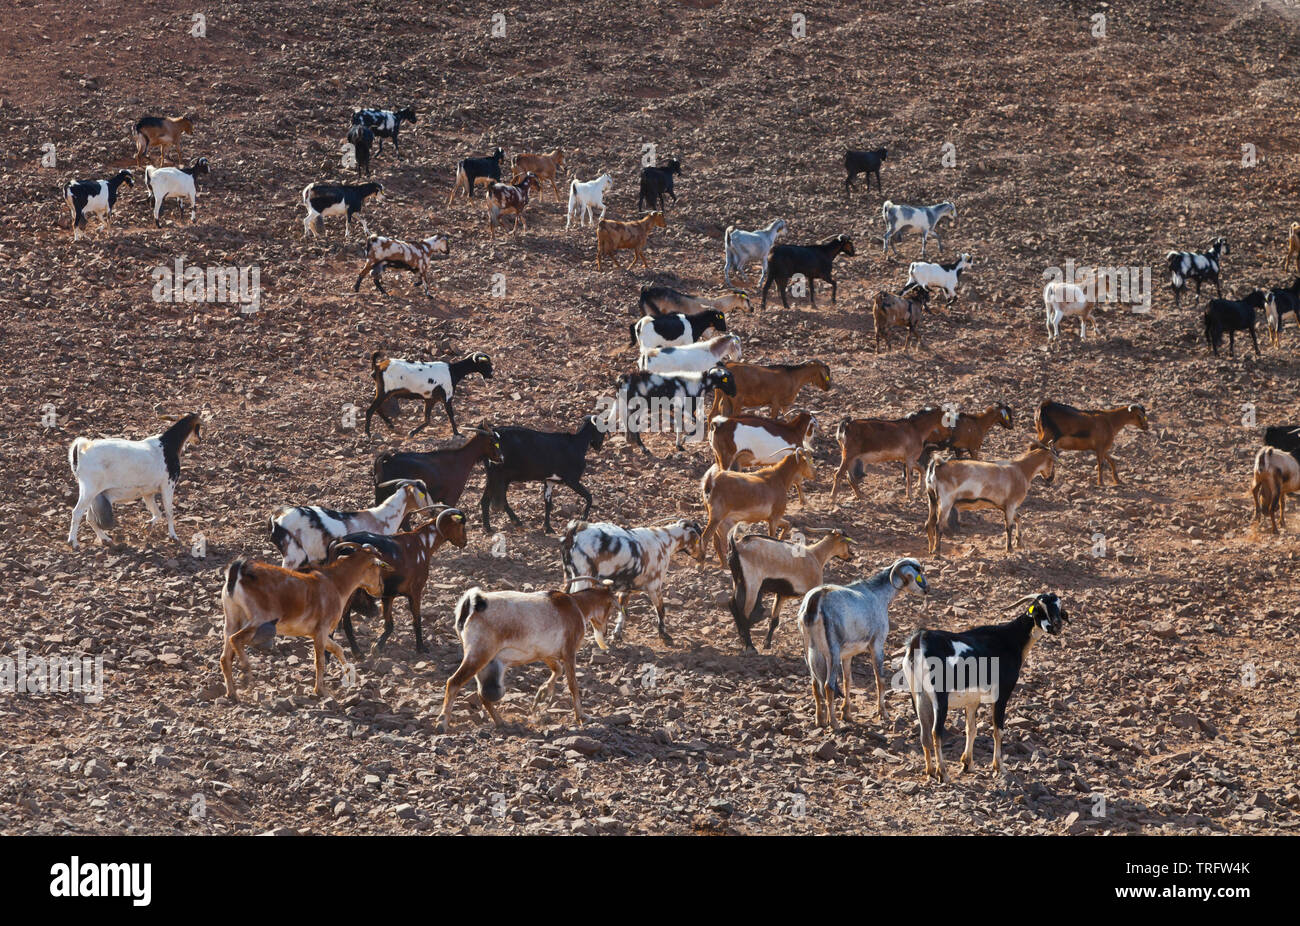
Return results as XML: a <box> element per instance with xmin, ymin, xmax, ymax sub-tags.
<box><xmin>1001</xmin><ymin>594</ymin><xmax>1042</xmax><ymax>612</ymax></box>
<box><xmin>332</xmin><ymin>541</ymin><xmax>361</xmax><ymax>556</ymax></box>
<box><xmin>564</xmin><ymin>576</ymin><xmax>599</xmax><ymax>591</ymax></box>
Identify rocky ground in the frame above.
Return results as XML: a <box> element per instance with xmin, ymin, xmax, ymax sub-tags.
<box><xmin>0</xmin><ymin>0</ymin><xmax>1298</xmax><ymax>834</ymax></box>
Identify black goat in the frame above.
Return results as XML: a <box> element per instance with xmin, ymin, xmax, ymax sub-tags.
<box><xmin>351</xmin><ymin>107</ymin><xmax>417</xmax><ymax>157</ymax></box>
<box><xmin>480</xmin><ymin>416</ymin><xmax>606</xmax><ymax>533</ymax></box>
<box><xmin>760</xmin><ymin>234</ymin><xmax>856</xmax><ymax>310</ymax></box>
<box><xmin>1203</xmin><ymin>290</ymin><xmax>1265</xmax><ymax>357</ymax></box>
<box><xmin>1264</xmin><ymin>425</ymin><xmax>1300</xmax><ymax>456</ymax></box>
<box><xmin>844</xmin><ymin>147</ymin><xmax>887</xmax><ymax>195</ymax></box>
<box><xmin>638</xmin><ymin>158</ymin><xmax>683</xmax><ymax>211</ymax></box>
<box><xmin>347</xmin><ymin>124</ymin><xmax>374</xmax><ymax>177</ymax></box>
<box><xmin>447</xmin><ymin>148</ymin><xmax>505</xmax><ymax>203</ymax></box>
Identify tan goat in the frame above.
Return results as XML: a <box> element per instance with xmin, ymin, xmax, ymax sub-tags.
<box><xmin>872</xmin><ymin>287</ymin><xmax>928</xmax><ymax>352</ymax></box>
<box><xmin>596</xmin><ymin>211</ymin><xmax>666</xmax><ymax>270</ymax></box>
<box><xmin>511</xmin><ymin>149</ymin><xmax>565</xmax><ymax>201</ymax></box>
<box><xmin>1253</xmin><ymin>445</ymin><xmax>1300</xmax><ymax>533</ymax></box>
<box><xmin>1285</xmin><ymin>222</ymin><xmax>1300</xmax><ymax>273</ymax></box>
<box><xmin>133</xmin><ymin>115</ymin><xmax>193</xmax><ymax>167</ymax></box>
<box><xmin>924</xmin><ymin>444</ymin><xmax>1057</xmax><ymax>554</ymax></box>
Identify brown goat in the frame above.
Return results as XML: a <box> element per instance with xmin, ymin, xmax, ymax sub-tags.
<box><xmin>701</xmin><ymin>450</ymin><xmax>815</xmax><ymax>564</ymax></box>
<box><xmin>872</xmin><ymin>287</ymin><xmax>928</xmax><ymax>352</ymax></box>
<box><xmin>1035</xmin><ymin>400</ymin><xmax>1149</xmax><ymax>486</ymax></box>
<box><xmin>1285</xmin><ymin>222</ymin><xmax>1300</xmax><ymax>273</ymax></box>
<box><xmin>710</xmin><ymin>360</ymin><xmax>832</xmax><ymax>418</ymax></box>
<box><xmin>511</xmin><ymin>149</ymin><xmax>565</xmax><ymax>201</ymax></box>
<box><xmin>831</xmin><ymin>407</ymin><xmax>949</xmax><ymax>502</ymax></box>
<box><xmin>1252</xmin><ymin>445</ymin><xmax>1300</xmax><ymax>532</ymax></box>
<box><xmin>219</xmin><ymin>544</ymin><xmax>389</xmax><ymax>701</ymax></box>
<box><xmin>936</xmin><ymin>402</ymin><xmax>1014</xmax><ymax>459</ymax></box>
<box><xmin>133</xmin><ymin>115</ymin><xmax>193</xmax><ymax>167</ymax></box>
<box><xmin>596</xmin><ymin>211</ymin><xmax>666</xmax><ymax>270</ymax></box>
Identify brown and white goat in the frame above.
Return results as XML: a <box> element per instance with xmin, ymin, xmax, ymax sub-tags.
<box><xmin>1252</xmin><ymin>445</ymin><xmax>1300</xmax><ymax>533</ymax></box>
<box><xmin>133</xmin><ymin>115</ymin><xmax>193</xmax><ymax>166</ymax></box>
<box><xmin>924</xmin><ymin>444</ymin><xmax>1057</xmax><ymax>554</ymax></box>
<box><xmin>872</xmin><ymin>287</ymin><xmax>928</xmax><ymax>352</ymax></box>
<box><xmin>354</xmin><ymin>233</ymin><xmax>449</xmax><ymax>296</ymax></box>
<box><xmin>708</xmin><ymin>412</ymin><xmax>817</xmax><ymax>501</ymax></box>
<box><xmin>511</xmin><ymin>149</ymin><xmax>565</xmax><ymax>202</ymax></box>
<box><xmin>831</xmin><ymin>406</ymin><xmax>949</xmax><ymax>502</ymax></box>
<box><xmin>710</xmin><ymin>360</ymin><xmax>832</xmax><ymax>418</ymax></box>
<box><xmin>727</xmin><ymin>527</ymin><xmax>853</xmax><ymax>651</ymax></box>
<box><xmin>596</xmin><ymin>211</ymin><xmax>666</xmax><ymax>270</ymax></box>
<box><xmin>486</xmin><ymin>172</ymin><xmax>542</xmax><ymax>238</ymax></box>
<box><xmin>439</xmin><ymin>579</ymin><xmax>619</xmax><ymax>732</ymax></box>
<box><xmin>700</xmin><ymin>450</ymin><xmax>815</xmax><ymax>564</ymax></box>
<box><xmin>1035</xmin><ymin>400</ymin><xmax>1149</xmax><ymax>486</ymax></box>
<box><xmin>328</xmin><ymin>506</ymin><xmax>468</xmax><ymax>655</ymax></box>
<box><xmin>219</xmin><ymin>543</ymin><xmax>389</xmax><ymax>701</ymax></box>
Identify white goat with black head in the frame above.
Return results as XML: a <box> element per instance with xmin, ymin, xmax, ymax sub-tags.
<box><xmin>67</xmin><ymin>412</ymin><xmax>203</xmax><ymax>548</ymax></box>
<box><xmin>797</xmin><ymin>557</ymin><xmax>928</xmax><ymax>729</ymax></box>
<box><xmin>268</xmin><ymin>479</ymin><xmax>433</xmax><ymax>569</ymax></box>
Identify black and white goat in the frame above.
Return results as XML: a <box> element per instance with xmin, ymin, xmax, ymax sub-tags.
<box><xmin>301</xmin><ymin>181</ymin><xmax>383</xmax><ymax>238</ymax></box>
<box><xmin>365</xmin><ymin>351</ymin><xmax>493</xmax><ymax>437</ymax></box>
<box><xmin>481</xmin><ymin>416</ymin><xmax>606</xmax><ymax>533</ymax></box>
<box><xmin>268</xmin><ymin>479</ymin><xmax>433</xmax><ymax>569</ymax></box>
<box><xmin>67</xmin><ymin>413</ymin><xmax>202</xmax><ymax>548</ymax></box>
<box><xmin>1167</xmin><ymin>237</ymin><xmax>1228</xmax><ymax>308</ymax></box>
<box><xmin>63</xmin><ymin>170</ymin><xmax>133</xmax><ymax>241</ymax></box>
<box><xmin>609</xmin><ymin>367</ymin><xmax>737</xmax><ymax>454</ymax></box>
<box><xmin>906</xmin><ymin>254</ymin><xmax>973</xmax><ymax>305</ymax></box>
<box><xmin>144</xmin><ymin>157</ymin><xmax>209</xmax><ymax>226</ymax></box>
<box><xmin>351</xmin><ymin>107</ymin><xmax>417</xmax><ymax>157</ymax></box>
<box><xmin>1203</xmin><ymin>290</ymin><xmax>1265</xmax><ymax>357</ymax></box>
<box><xmin>561</xmin><ymin>518</ymin><xmax>702</xmax><ymax>645</ymax></box>
<box><xmin>904</xmin><ymin>592</ymin><xmax>1068</xmax><ymax>782</ymax></box>
<box><xmin>882</xmin><ymin>200</ymin><xmax>956</xmax><ymax>257</ymax></box>
<box><xmin>629</xmin><ymin>309</ymin><xmax>728</xmax><ymax>351</ymax></box>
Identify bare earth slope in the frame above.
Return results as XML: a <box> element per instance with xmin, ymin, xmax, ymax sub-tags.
<box><xmin>0</xmin><ymin>0</ymin><xmax>1298</xmax><ymax>834</ymax></box>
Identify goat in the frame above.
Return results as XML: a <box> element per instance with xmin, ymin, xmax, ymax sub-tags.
<box><xmin>798</xmin><ymin>558</ymin><xmax>928</xmax><ymax>729</ymax></box>
<box><xmin>63</xmin><ymin>170</ymin><xmax>133</xmax><ymax>241</ymax></box>
<box><xmin>480</xmin><ymin>416</ymin><xmax>606</xmax><ymax>533</ymax></box>
<box><xmin>760</xmin><ymin>234</ymin><xmax>856</xmax><ymax>310</ymax></box>
<box><xmin>929</xmin><ymin>402</ymin><xmax>1013</xmax><ymax>460</ymax></box>
<box><xmin>133</xmin><ymin>115</ymin><xmax>193</xmax><ymax>167</ymax></box>
<box><xmin>882</xmin><ymin>200</ymin><xmax>956</xmax><ymax>257</ymax></box>
<box><xmin>1203</xmin><ymin>290</ymin><xmax>1265</xmax><ymax>357</ymax></box>
<box><xmin>1034</xmin><ymin>400</ymin><xmax>1149</xmax><ymax>486</ymax></box>
<box><xmin>346</xmin><ymin>124</ymin><xmax>374</xmax><ymax>177</ymax></box>
<box><xmin>1167</xmin><ymin>237</ymin><xmax>1228</xmax><ymax>308</ymax></box>
<box><xmin>1044</xmin><ymin>274</ymin><xmax>1103</xmax><ymax>341</ymax></box>
<box><xmin>268</xmin><ymin>479</ymin><xmax>433</xmax><ymax>569</ymax></box>
<box><xmin>447</xmin><ymin>148</ymin><xmax>505</xmax><ymax>203</ymax></box>
<box><xmin>566</xmin><ymin>172</ymin><xmax>613</xmax><ymax>228</ymax></box>
<box><xmin>872</xmin><ymin>286</ymin><xmax>929</xmax><ymax>352</ymax></box>
<box><xmin>727</xmin><ymin>527</ymin><xmax>853</xmax><ymax>652</ymax></box>
<box><xmin>723</xmin><ymin>219</ymin><xmax>786</xmax><ymax>289</ymax></box>
<box><xmin>906</xmin><ymin>254</ymin><xmax>973</xmax><ymax>305</ymax></box>
<box><xmin>327</xmin><ymin>506</ymin><xmax>467</xmax><ymax>654</ymax></box>
<box><xmin>844</xmin><ymin>147</ymin><xmax>887</xmax><ymax>195</ymax></box>
<box><xmin>638</xmin><ymin>285</ymin><xmax>749</xmax><ymax>318</ymax></box>
<box><xmin>67</xmin><ymin>413</ymin><xmax>202</xmax><ymax>549</ymax></box>
<box><xmin>709</xmin><ymin>411</ymin><xmax>817</xmax><ymax>477</ymax></box>
<box><xmin>831</xmin><ymin>407</ymin><xmax>948</xmax><ymax>502</ymax></box>
<box><xmin>144</xmin><ymin>157</ymin><xmax>209</xmax><ymax>227</ymax></box>
<box><xmin>486</xmin><ymin>172</ymin><xmax>542</xmax><ymax>239</ymax></box>
<box><xmin>1252</xmin><ymin>445</ymin><xmax>1300</xmax><ymax>533</ymax></box>
<box><xmin>301</xmin><ymin>181</ymin><xmax>383</xmax><ymax>239</ymax></box>
<box><xmin>638</xmin><ymin>157</ymin><xmax>682</xmax><ymax>211</ymax></box>
<box><xmin>1265</xmin><ymin>278</ymin><xmax>1300</xmax><ymax>347</ymax></box>
<box><xmin>511</xmin><ymin>149</ymin><xmax>565</xmax><ymax>201</ymax></box>
<box><xmin>365</xmin><ymin>351</ymin><xmax>493</xmax><ymax>438</ymax></box>
<box><xmin>610</xmin><ymin>367</ymin><xmax>736</xmax><ymax>454</ymax></box>
<box><xmin>373</xmin><ymin>426</ymin><xmax>503</xmax><ymax>509</ymax></box>
<box><xmin>219</xmin><ymin>544</ymin><xmax>388</xmax><ymax>701</ymax></box>
<box><xmin>630</xmin><ymin>309</ymin><xmax>727</xmax><ymax>351</ymax></box>
<box><xmin>924</xmin><ymin>443</ymin><xmax>1057</xmax><ymax>554</ymax></box>
<box><xmin>351</xmin><ymin>107</ymin><xmax>417</xmax><ymax>156</ymax></box>
<box><xmin>1264</xmin><ymin>424</ymin><xmax>1300</xmax><ymax>456</ymax></box>
<box><xmin>353</xmin><ymin>233</ymin><xmax>450</xmax><ymax>297</ymax></box>
<box><xmin>905</xmin><ymin>592</ymin><xmax>1068</xmax><ymax>781</ymax></box>
<box><xmin>1286</xmin><ymin>222</ymin><xmax>1300</xmax><ymax>273</ymax></box>
<box><xmin>562</xmin><ymin>519</ymin><xmax>702</xmax><ymax>645</ymax></box>
<box><xmin>700</xmin><ymin>450</ymin><xmax>815</xmax><ymax>564</ymax></box>
<box><xmin>438</xmin><ymin>579</ymin><xmax>619</xmax><ymax>731</ymax></box>
<box><xmin>596</xmin><ymin>211</ymin><xmax>666</xmax><ymax>270</ymax></box>
<box><xmin>710</xmin><ymin>360</ymin><xmax>832</xmax><ymax>418</ymax></box>
<box><xmin>638</xmin><ymin>333</ymin><xmax>742</xmax><ymax>375</ymax></box>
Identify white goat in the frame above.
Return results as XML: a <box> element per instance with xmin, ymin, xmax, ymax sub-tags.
<box><xmin>723</xmin><ymin>219</ymin><xmax>786</xmax><ymax>288</ymax></box>
<box><xmin>67</xmin><ymin>413</ymin><xmax>203</xmax><ymax>548</ymax></box>
<box><xmin>566</xmin><ymin>173</ymin><xmax>613</xmax><ymax>228</ymax></box>
<box><xmin>1044</xmin><ymin>274</ymin><xmax>1102</xmax><ymax>341</ymax></box>
<box><xmin>906</xmin><ymin>254</ymin><xmax>973</xmax><ymax>304</ymax></box>
<box><xmin>638</xmin><ymin>333</ymin><xmax>742</xmax><ymax>374</ymax></box>
<box><xmin>268</xmin><ymin>479</ymin><xmax>433</xmax><ymax>568</ymax></box>
<box><xmin>144</xmin><ymin>157</ymin><xmax>209</xmax><ymax>226</ymax></box>
<box><xmin>882</xmin><ymin>200</ymin><xmax>957</xmax><ymax>257</ymax></box>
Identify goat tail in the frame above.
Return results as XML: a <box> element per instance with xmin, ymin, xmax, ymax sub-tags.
<box><xmin>726</xmin><ymin>531</ymin><xmax>748</xmax><ymax>627</ymax></box>
<box><xmin>68</xmin><ymin>437</ymin><xmax>92</xmax><ymax>474</ymax></box>
<box><xmin>901</xmin><ymin>630</ymin><xmax>924</xmax><ymax>695</ymax></box>
<box><xmin>223</xmin><ymin>558</ymin><xmax>246</xmax><ymax>597</ymax></box>
<box><xmin>800</xmin><ymin>588</ymin><xmax>841</xmax><ymax>698</ymax></box>
<box><xmin>628</xmin><ymin>320</ymin><xmax>640</xmax><ymax>348</ymax></box>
